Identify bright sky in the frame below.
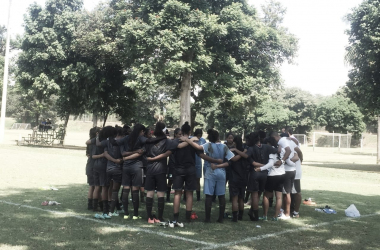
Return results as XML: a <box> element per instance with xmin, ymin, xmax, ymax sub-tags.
<box><xmin>0</xmin><ymin>0</ymin><xmax>364</xmax><ymax>96</ymax></box>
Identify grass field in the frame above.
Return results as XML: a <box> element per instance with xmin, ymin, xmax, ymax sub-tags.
<box><xmin>0</xmin><ymin>128</ymin><xmax>380</xmax><ymax>250</ymax></box>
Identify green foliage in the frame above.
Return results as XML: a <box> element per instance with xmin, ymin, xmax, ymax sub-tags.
<box><xmin>116</xmin><ymin>0</ymin><xmax>297</xmax><ymax>128</ymax></box>
<box><xmin>280</xmin><ymin>87</ymin><xmax>317</xmax><ymax>134</ymax></box>
<box><xmin>17</xmin><ymin>0</ymin><xmax>86</xmax><ymax>124</ymax></box>
<box><xmin>316</xmin><ymin>95</ymin><xmax>365</xmax><ymax>138</ymax></box>
<box><xmin>6</xmin><ymin>84</ymin><xmax>58</xmax><ymax>126</ymax></box>
<box><xmin>345</xmin><ymin>0</ymin><xmax>380</xmax><ymax>117</ymax></box>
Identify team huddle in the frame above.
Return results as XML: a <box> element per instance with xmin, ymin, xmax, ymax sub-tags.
<box><xmin>85</xmin><ymin>122</ymin><xmax>303</xmax><ymax>227</ymax></box>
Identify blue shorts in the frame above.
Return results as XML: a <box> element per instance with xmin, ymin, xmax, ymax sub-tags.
<box><xmin>195</xmin><ymin>165</ymin><xmax>202</xmax><ymax>178</ymax></box>
<box><xmin>204</xmin><ymin>178</ymin><xmax>226</xmax><ymax>196</ymax></box>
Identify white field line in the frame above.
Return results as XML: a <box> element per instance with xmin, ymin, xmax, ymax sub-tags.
<box><xmin>197</xmin><ymin>212</ymin><xmax>380</xmax><ymax>250</ymax></box>
<box><xmin>0</xmin><ymin>200</ymin><xmax>216</xmax><ymax>247</ymax></box>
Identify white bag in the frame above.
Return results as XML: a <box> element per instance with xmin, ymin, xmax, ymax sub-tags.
<box><xmin>345</xmin><ymin>204</ymin><xmax>360</xmax><ymax>218</ymax></box>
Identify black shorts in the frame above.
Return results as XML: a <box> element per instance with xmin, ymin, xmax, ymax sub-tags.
<box><xmin>93</xmin><ymin>168</ymin><xmax>108</xmax><ymax>186</ymax></box>
<box><xmin>292</xmin><ymin>179</ymin><xmax>301</xmax><ymax>194</ymax></box>
<box><xmin>283</xmin><ymin>171</ymin><xmax>296</xmax><ymax>194</ymax></box>
<box><xmin>145</xmin><ymin>173</ymin><xmax>167</xmax><ymax>192</ymax></box>
<box><xmin>122</xmin><ymin>164</ymin><xmax>144</xmax><ymax>187</ymax></box>
<box><xmin>87</xmin><ymin>174</ymin><xmax>95</xmax><ymax>186</ymax></box>
<box><xmin>230</xmin><ymin>186</ymin><xmax>245</xmax><ymax>198</ymax></box>
<box><xmin>106</xmin><ymin>169</ymin><xmax>122</xmax><ymax>184</ymax></box>
<box><xmin>172</xmin><ymin>174</ymin><xmax>196</xmax><ymax>191</ymax></box>
<box><xmin>265</xmin><ymin>175</ymin><xmax>285</xmax><ymax>193</ymax></box>
<box><xmin>247</xmin><ymin>171</ymin><xmax>268</xmax><ymax>192</ymax></box>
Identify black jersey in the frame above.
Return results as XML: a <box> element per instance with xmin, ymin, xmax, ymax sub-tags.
<box><xmin>172</xmin><ymin>138</ymin><xmax>202</xmax><ymax>176</ymax></box>
<box><xmin>144</xmin><ymin>136</ymin><xmax>177</xmax><ymax>176</ymax></box>
<box><xmin>101</xmin><ymin>139</ymin><xmax>122</xmax><ymax>172</ymax></box>
<box><xmin>91</xmin><ymin>138</ymin><xmax>107</xmax><ymax>170</ymax></box>
<box><xmin>121</xmin><ymin>135</ymin><xmax>147</xmax><ymax>168</ymax></box>
<box><xmin>228</xmin><ymin>153</ymin><xmax>248</xmax><ymax>188</ymax></box>
<box><xmin>85</xmin><ymin>143</ymin><xmax>94</xmax><ymax>175</ymax></box>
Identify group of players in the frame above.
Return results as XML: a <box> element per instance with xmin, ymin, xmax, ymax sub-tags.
<box><xmin>85</xmin><ymin>122</ymin><xmax>303</xmax><ymax>227</ymax></box>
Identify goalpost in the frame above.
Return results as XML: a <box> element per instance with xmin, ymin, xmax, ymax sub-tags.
<box><xmin>312</xmin><ymin>132</ymin><xmax>352</xmax><ymax>151</ymax></box>
<box><xmin>293</xmin><ymin>134</ymin><xmax>307</xmax><ymax>146</ymax></box>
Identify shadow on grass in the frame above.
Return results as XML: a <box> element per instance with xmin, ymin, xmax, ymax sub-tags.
<box><xmin>1</xmin><ymin>183</ymin><xmax>380</xmax><ymax>249</ymax></box>
<box><xmin>305</xmin><ymin>161</ymin><xmax>380</xmax><ymax>172</ymax></box>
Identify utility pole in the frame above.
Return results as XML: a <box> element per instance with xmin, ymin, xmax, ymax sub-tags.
<box><xmin>0</xmin><ymin>0</ymin><xmax>12</xmax><ymax>143</ymax></box>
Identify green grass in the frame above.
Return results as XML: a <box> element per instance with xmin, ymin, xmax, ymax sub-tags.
<box><xmin>0</xmin><ymin>144</ymin><xmax>379</xmax><ymax>250</ymax></box>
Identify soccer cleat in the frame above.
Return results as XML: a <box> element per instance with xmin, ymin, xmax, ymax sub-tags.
<box><xmin>110</xmin><ymin>211</ymin><xmax>119</xmax><ymax>217</ymax></box>
<box><xmin>133</xmin><ymin>216</ymin><xmax>142</xmax><ymax>220</ymax></box>
<box><xmin>278</xmin><ymin>214</ymin><xmax>291</xmax><ymax>220</ymax></box>
<box><xmin>271</xmin><ymin>217</ymin><xmax>279</xmax><ymax>221</ymax></box>
<box><xmin>190</xmin><ymin>212</ymin><xmax>198</xmax><ymax>220</ymax></box>
<box><xmin>153</xmin><ymin>218</ymin><xmax>161</xmax><ymax>223</ymax></box>
<box><xmin>259</xmin><ymin>216</ymin><xmax>268</xmax><ymax>221</ymax></box>
<box><xmin>169</xmin><ymin>221</ymin><xmax>184</xmax><ymax>228</ymax></box>
<box><xmin>148</xmin><ymin>218</ymin><xmax>155</xmax><ymax>224</ymax></box>
<box><xmin>94</xmin><ymin>213</ymin><xmax>105</xmax><ymax>219</ymax></box>
<box><xmin>292</xmin><ymin>212</ymin><xmax>300</xmax><ymax>218</ymax></box>
<box><xmin>123</xmin><ymin>215</ymin><xmax>130</xmax><ymax>219</ymax></box>
<box><xmin>117</xmin><ymin>210</ymin><xmax>124</xmax><ymax>214</ymax></box>
<box><xmin>103</xmin><ymin>213</ymin><xmax>111</xmax><ymax>219</ymax></box>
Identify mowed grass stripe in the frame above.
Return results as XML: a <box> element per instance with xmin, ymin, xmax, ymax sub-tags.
<box><xmin>0</xmin><ymin>200</ymin><xmax>217</xmax><ymax>247</ymax></box>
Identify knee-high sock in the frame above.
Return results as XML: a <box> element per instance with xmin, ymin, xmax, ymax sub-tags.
<box><xmin>166</xmin><ymin>187</ymin><xmax>171</xmax><ymax>201</ymax></box>
<box><xmin>103</xmin><ymin>200</ymin><xmax>109</xmax><ymax>214</ymax></box>
<box><xmin>110</xmin><ymin>191</ymin><xmax>118</xmax><ymax>213</ymax></box>
<box><xmin>93</xmin><ymin>199</ymin><xmax>98</xmax><ymax>212</ymax></box>
<box><xmin>158</xmin><ymin>197</ymin><xmax>165</xmax><ymax>221</ymax></box>
<box><xmin>132</xmin><ymin>190</ymin><xmax>140</xmax><ymax>216</ymax></box>
<box><xmin>146</xmin><ymin>197</ymin><xmax>153</xmax><ymax>220</ymax></box>
<box><xmin>196</xmin><ymin>191</ymin><xmax>201</xmax><ymax>201</ymax></box>
<box><xmin>217</xmin><ymin>195</ymin><xmax>226</xmax><ymax>223</ymax></box>
<box><xmin>122</xmin><ymin>189</ymin><xmax>130</xmax><ymax>215</ymax></box>
<box><xmin>205</xmin><ymin>195</ymin><xmax>212</xmax><ymax>222</ymax></box>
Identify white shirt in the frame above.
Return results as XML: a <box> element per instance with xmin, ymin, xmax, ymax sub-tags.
<box><xmin>279</xmin><ymin>137</ymin><xmax>296</xmax><ymax>171</ymax></box>
<box><xmin>260</xmin><ymin>150</ymin><xmax>285</xmax><ymax>176</ymax></box>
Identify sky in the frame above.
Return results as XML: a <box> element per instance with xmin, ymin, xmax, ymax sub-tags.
<box><xmin>0</xmin><ymin>0</ymin><xmax>364</xmax><ymax>96</ymax></box>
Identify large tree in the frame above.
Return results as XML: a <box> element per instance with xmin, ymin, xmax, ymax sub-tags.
<box><xmin>17</xmin><ymin>0</ymin><xmax>86</xmax><ymax>137</ymax></box>
<box><xmin>345</xmin><ymin>0</ymin><xmax>380</xmax><ymax>163</ymax></box>
<box><xmin>118</xmin><ymin>0</ymin><xmax>297</xmax><ymax>127</ymax></box>
<box><xmin>316</xmin><ymin>95</ymin><xmax>365</xmax><ymax>139</ymax></box>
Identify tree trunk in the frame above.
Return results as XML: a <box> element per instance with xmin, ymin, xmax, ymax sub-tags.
<box><xmin>92</xmin><ymin>112</ymin><xmax>98</xmax><ymax>127</ymax></box>
<box><xmin>61</xmin><ymin>113</ymin><xmax>70</xmax><ymax>145</ymax></box>
<box><xmin>180</xmin><ymin>71</ymin><xmax>192</xmax><ymax>127</ymax></box>
<box><xmin>103</xmin><ymin>112</ymin><xmax>108</xmax><ymax>127</ymax></box>
<box><xmin>377</xmin><ymin>116</ymin><xmax>380</xmax><ymax>165</ymax></box>
<box><xmin>35</xmin><ymin>113</ymin><xmax>40</xmax><ymax>126</ymax></box>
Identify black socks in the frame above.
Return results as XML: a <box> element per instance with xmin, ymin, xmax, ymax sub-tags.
<box><xmin>132</xmin><ymin>190</ymin><xmax>140</xmax><ymax>217</ymax></box>
<box><xmin>205</xmin><ymin>195</ymin><xmax>212</xmax><ymax>222</ymax></box>
<box><xmin>238</xmin><ymin>210</ymin><xmax>244</xmax><ymax>220</ymax></box>
<box><xmin>232</xmin><ymin>211</ymin><xmax>238</xmax><ymax>222</ymax></box>
<box><xmin>158</xmin><ymin>197</ymin><xmax>165</xmax><ymax>221</ymax></box>
<box><xmin>110</xmin><ymin>191</ymin><xmax>119</xmax><ymax>213</ymax></box>
<box><xmin>146</xmin><ymin>197</ymin><xmax>153</xmax><ymax>220</ymax></box>
<box><xmin>186</xmin><ymin>210</ymin><xmax>192</xmax><ymax>223</ymax></box>
<box><xmin>196</xmin><ymin>191</ymin><xmax>201</xmax><ymax>201</ymax></box>
<box><xmin>88</xmin><ymin>198</ymin><xmax>93</xmax><ymax>210</ymax></box>
<box><xmin>253</xmin><ymin>209</ymin><xmax>259</xmax><ymax>221</ymax></box>
<box><xmin>122</xmin><ymin>189</ymin><xmax>130</xmax><ymax>215</ymax></box>
<box><xmin>217</xmin><ymin>195</ymin><xmax>226</xmax><ymax>223</ymax></box>
<box><xmin>93</xmin><ymin>199</ymin><xmax>98</xmax><ymax>212</ymax></box>
<box><xmin>166</xmin><ymin>188</ymin><xmax>171</xmax><ymax>202</ymax></box>
<box><xmin>103</xmin><ymin>200</ymin><xmax>109</xmax><ymax>214</ymax></box>
<box><xmin>174</xmin><ymin>212</ymin><xmax>179</xmax><ymax>222</ymax></box>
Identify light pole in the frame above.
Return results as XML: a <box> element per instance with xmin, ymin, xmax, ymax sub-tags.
<box><xmin>0</xmin><ymin>0</ymin><xmax>12</xmax><ymax>143</ymax></box>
